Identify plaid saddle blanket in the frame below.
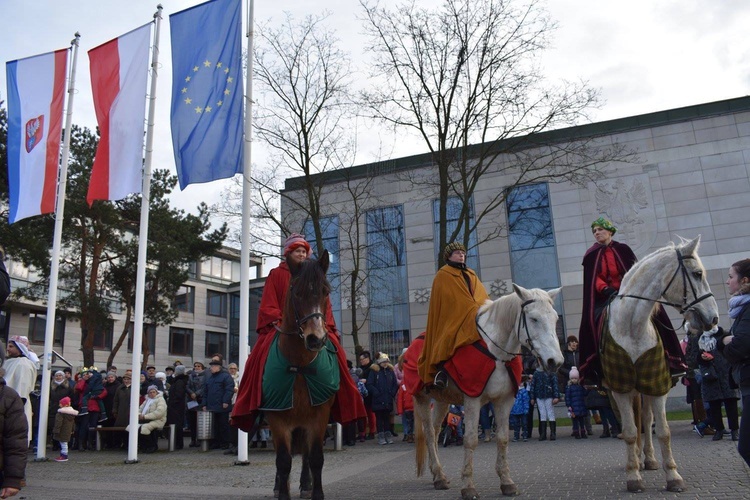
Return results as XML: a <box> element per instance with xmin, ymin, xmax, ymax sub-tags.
<box><xmin>600</xmin><ymin>314</ymin><xmax>672</xmax><ymax>397</ymax></box>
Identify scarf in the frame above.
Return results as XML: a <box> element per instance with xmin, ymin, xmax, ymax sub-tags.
<box><xmin>728</xmin><ymin>293</ymin><xmax>750</xmax><ymax>319</ymax></box>
<box><xmin>141</xmin><ymin>396</ymin><xmax>156</xmax><ymax>416</ymax></box>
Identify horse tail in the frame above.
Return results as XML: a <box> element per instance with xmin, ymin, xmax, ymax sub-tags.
<box><xmin>415</xmin><ymin>398</ymin><xmax>427</xmax><ymax>477</ymax></box>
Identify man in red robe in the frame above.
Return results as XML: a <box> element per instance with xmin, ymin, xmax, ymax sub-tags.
<box><xmin>232</xmin><ymin>234</ymin><xmax>365</xmax><ymax>432</ymax></box>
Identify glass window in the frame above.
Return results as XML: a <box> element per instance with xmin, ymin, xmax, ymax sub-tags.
<box><xmin>366</xmin><ymin>206</ymin><xmax>410</xmax><ymax>357</ymax></box>
<box><xmin>173</xmin><ymin>285</ymin><xmax>195</xmax><ymax>313</ymax></box>
<box><xmin>169</xmin><ymin>327</ymin><xmax>193</xmax><ymax>356</ymax></box>
<box><xmin>304</xmin><ymin>216</ymin><xmax>341</xmax><ymax>327</ymax></box>
<box><xmin>205</xmin><ymin>330</ymin><xmax>227</xmax><ymax>358</ymax></box>
<box><xmin>506</xmin><ymin>183</ymin><xmax>565</xmax><ymax>341</ymax></box>
<box><xmin>433</xmin><ymin>196</ymin><xmax>479</xmax><ymax>270</ymax></box>
<box><xmin>127</xmin><ymin>322</ymin><xmax>157</xmax><ymax>353</ymax></box>
<box><xmin>27</xmin><ymin>312</ymin><xmax>65</xmax><ymax>346</ymax></box>
<box><xmin>93</xmin><ymin>321</ymin><xmax>114</xmax><ymax>350</ymax></box>
<box><xmin>207</xmin><ymin>290</ymin><xmax>227</xmax><ymax>317</ymax></box>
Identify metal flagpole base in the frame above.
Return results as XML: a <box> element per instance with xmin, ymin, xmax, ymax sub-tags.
<box><xmin>124</xmin><ymin>459</ymin><xmax>140</xmax><ymax>464</ymax></box>
<box><xmin>234</xmin><ymin>460</ymin><xmax>251</xmax><ymax>466</ymax></box>
<box><xmin>33</xmin><ymin>457</ymin><xmax>50</xmax><ymax>462</ymax></box>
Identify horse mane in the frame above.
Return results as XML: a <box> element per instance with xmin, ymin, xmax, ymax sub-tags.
<box><xmin>294</xmin><ymin>257</ymin><xmax>331</xmax><ymax>299</ymax></box>
<box><xmin>479</xmin><ymin>288</ymin><xmax>553</xmax><ymax>334</ymax></box>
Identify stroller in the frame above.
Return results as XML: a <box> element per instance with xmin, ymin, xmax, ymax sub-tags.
<box><xmin>439</xmin><ymin>404</ymin><xmax>464</xmax><ymax>447</ymax></box>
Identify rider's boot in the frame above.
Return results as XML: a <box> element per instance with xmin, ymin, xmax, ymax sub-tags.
<box><xmin>549</xmin><ymin>421</ymin><xmax>557</xmax><ymax>441</ymax></box>
<box><xmin>538</xmin><ymin>422</ymin><xmax>547</xmax><ymax>441</ymax></box>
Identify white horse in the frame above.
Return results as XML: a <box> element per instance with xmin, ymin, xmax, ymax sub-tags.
<box><xmin>412</xmin><ymin>284</ymin><xmax>564</xmax><ymax>499</ymax></box>
<box><xmin>605</xmin><ymin>236</ymin><xmax>718</xmax><ymax>493</ymax></box>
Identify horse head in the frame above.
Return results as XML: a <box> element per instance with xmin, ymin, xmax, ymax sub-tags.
<box><xmin>668</xmin><ymin>236</ymin><xmax>719</xmax><ymax>331</ymax></box>
<box><xmin>511</xmin><ymin>284</ymin><xmax>565</xmax><ymax>373</ymax></box>
<box><xmin>284</xmin><ymin>249</ymin><xmax>332</xmax><ymax>352</ymax></box>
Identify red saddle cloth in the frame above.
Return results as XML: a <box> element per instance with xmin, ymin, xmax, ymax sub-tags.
<box><xmin>403</xmin><ymin>333</ymin><xmax>522</xmax><ymax>398</ymax></box>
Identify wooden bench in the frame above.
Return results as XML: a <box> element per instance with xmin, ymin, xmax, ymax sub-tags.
<box><xmin>95</xmin><ymin>424</ymin><xmax>176</xmax><ymax>452</ymax></box>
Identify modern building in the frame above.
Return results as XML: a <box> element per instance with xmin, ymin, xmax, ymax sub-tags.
<box><xmin>281</xmin><ymin>96</ymin><xmax>750</xmax><ymax>404</ymax></box>
<box><xmin>1</xmin><ymin>246</ymin><xmax>265</xmax><ymax>372</ymax></box>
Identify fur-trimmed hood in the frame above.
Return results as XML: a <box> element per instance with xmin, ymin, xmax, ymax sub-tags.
<box><xmin>369</xmin><ymin>362</ymin><xmax>394</xmax><ymax>372</ymax></box>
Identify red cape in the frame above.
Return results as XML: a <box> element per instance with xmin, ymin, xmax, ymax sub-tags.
<box><xmin>231</xmin><ymin>263</ymin><xmax>365</xmax><ymax>431</ymax></box>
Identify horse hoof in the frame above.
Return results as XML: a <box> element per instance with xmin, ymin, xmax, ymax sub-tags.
<box><xmin>299</xmin><ymin>490</ymin><xmax>312</xmax><ymax>499</ymax></box>
<box><xmin>666</xmin><ymin>479</ymin><xmax>685</xmax><ymax>492</ymax></box>
<box><xmin>434</xmin><ymin>479</ymin><xmax>451</xmax><ymax>490</ymax></box>
<box><xmin>644</xmin><ymin>459</ymin><xmax>659</xmax><ymax>471</ymax></box>
<box><xmin>461</xmin><ymin>487</ymin><xmax>480</xmax><ymax>499</ymax></box>
<box><xmin>501</xmin><ymin>483</ymin><xmax>519</xmax><ymax>496</ymax></box>
<box><xmin>626</xmin><ymin>480</ymin><xmax>645</xmax><ymax>493</ymax></box>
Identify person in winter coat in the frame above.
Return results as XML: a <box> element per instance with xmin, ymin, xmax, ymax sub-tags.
<box><xmin>396</xmin><ymin>353</ymin><xmax>414</xmax><ymax>443</ymax></box>
<box><xmin>686</xmin><ymin>329</ymin><xmax>739</xmax><ymax>441</ymax></box>
<box><xmin>112</xmin><ymin>372</ymin><xmax>132</xmax><ymax>449</ymax></box>
<box><xmin>48</xmin><ymin>371</ymin><xmax>74</xmax><ymax>450</ymax></box>
<box><xmin>509</xmin><ymin>381</ymin><xmax>530</xmax><ymax>442</ymax></box>
<box><xmin>0</xmin><ymin>375</ymin><xmax>28</xmax><ymax>498</ymax></box>
<box><xmin>585</xmin><ymin>384</ymin><xmax>620</xmax><ymax>438</ymax></box>
<box><xmin>358</xmin><ymin>351</ymin><xmax>377</xmax><ymax>441</ymax></box>
<box><xmin>186</xmin><ymin>362</ymin><xmax>205</xmax><ymax>447</ymax></box>
<box><xmin>565</xmin><ymin>368</ymin><xmax>589</xmax><ymax>439</ymax></box>
<box><xmin>529</xmin><ymin>366</ymin><xmax>559</xmax><ymax>441</ymax></box>
<box><xmin>52</xmin><ymin>396</ymin><xmax>78</xmax><ymax>462</ymax></box>
<box><xmin>137</xmin><ymin>385</ymin><xmax>167</xmax><ymax>453</ymax></box>
<box><xmin>714</xmin><ymin>259</ymin><xmax>750</xmax><ymax>467</ymax></box>
<box><xmin>166</xmin><ymin>365</ymin><xmax>188</xmax><ymax>450</ymax></box>
<box><xmin>366</xmin><ymin>353</ymin><xmax>398</xmax><ymax>445</ymax></box>
<box><xmin>202</xmin><ymin>360</ymin><xmax>234</xmax><ymax>450</ymax></box>
<box><xmin>100</xmin><ymin>372</ymin><xmax>120</xmax><ymax>449</ymax></box>
<box><xmin>74</xmin><ymin>369</ymin><xmax>107</xmax><ymax>451</ymax></box>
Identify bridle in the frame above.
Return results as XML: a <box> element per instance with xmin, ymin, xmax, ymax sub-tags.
<box><xmin>275</xmin><ymin>281</ymin><xmax>327</xmax><ymax>349</ymax></box>
<box><xmin>477</xmin><ymin>299</ymin><xmax>537</xmax><ymax>362</ymax></box>
<box><xmin>618</xmin><ymin>248</ymin><xmax>714</xmax><ymax>315</ymax></box>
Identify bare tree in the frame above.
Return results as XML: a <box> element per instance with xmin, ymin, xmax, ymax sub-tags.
<box><xmin>361</xmin><ymin>0</ymin><xmax>633</xmax><ymax>265</ymax></box>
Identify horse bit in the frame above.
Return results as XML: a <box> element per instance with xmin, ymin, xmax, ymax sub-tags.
<box><xmin>618</xmin><ymin>248</ymin><xmax>714</xmax><ymax>315</ymax></box>
<box><xmin>476</xmin><ymin>299</ymin><xmax>538</xmax><ymax>361</ymax></box>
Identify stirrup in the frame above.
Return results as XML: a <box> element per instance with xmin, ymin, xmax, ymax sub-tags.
<box><xmin>433</xmin><ymin>370</ymin><xmax>448</xmax><ymax>389</ymax></box>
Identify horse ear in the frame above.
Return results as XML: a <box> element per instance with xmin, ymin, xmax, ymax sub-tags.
<box><xmin>547</xmin><ymin>287</ymin><xmax>562</xmax><ymax>300</ymax></box>
<box><xmin>318</xmin><ymin>249</ymin><xmax>330</xmax><ymax>274</ymax></box>
<box><xmin>681</xmin><ymin>235</ymin><xmax>701</xmax><ymax>256</ymax></box>
<box><xmin>512</xmin><ymin>283</ymin><xmax>531</xmax><ymax>301</ymax></box>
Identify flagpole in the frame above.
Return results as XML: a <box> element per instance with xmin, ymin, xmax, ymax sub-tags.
<box><xmin>35</xmin><ymin>33</ymin><xmax>80</xmax><ymax>462</ymax></box>
<box><xmin>234</xmin><ymin>0</ymin><xmax>255</xmax><ymax>466</ymax></box>
<box><xmin>126</xmin><ymin>5</ymin><xmax>162</xmax><ymax>464</ymax></box>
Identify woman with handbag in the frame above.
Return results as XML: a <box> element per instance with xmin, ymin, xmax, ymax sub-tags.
<box><xmin>686</xmin><ymin>333</ymin><xmax>739</xmax><ymax>441</ymax></box>
<box><xmin>716</xmin><ymin>258</ymin><xmax>750</xmax><ymax>466</ymax></box>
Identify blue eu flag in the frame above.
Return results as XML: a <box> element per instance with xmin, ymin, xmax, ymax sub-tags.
<box><xmin>170</xmin><ymin>0</ymin><xmax>243</xmax><ymax>189</ymax></box>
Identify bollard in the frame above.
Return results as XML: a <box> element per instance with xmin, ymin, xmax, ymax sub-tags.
<box><xmin>196</xmin><ymin>411</ymin><xmax>214</xmax><ymax>452</ymax></box>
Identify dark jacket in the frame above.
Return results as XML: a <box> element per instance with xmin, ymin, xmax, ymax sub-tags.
<box><xmin>359</xmin><ymin>361</ymin><xmax>374</xmax><ymax>407</ymax></box>
<box><xmin>167</xmin><ymin>374</ymin><xmax>188</xmax><ymax>425</ymax></box>
<box><xmin>686</xmin><ymin>334</ymin><xmax>738</xmax><ymax>402</ymax></box>
<box><xmin>202</xmin><ymin>369</ymin><xmax>234</xmax><ymax>412</ymax></box>
<box><xmin>366</xmin><ymin>363</ymin><xmax>398</xmax><ymax>412</ymax></box>
<box><xmin>187</xmin><ymin>370</ymin><xmax>205</xmax><ymax>405</ymax></box>
<box><xmin>565</xmin><ymin>382</ymin><xmax>588</xmax><ymax>417</ymax></box>
<box><xmin>112</xmin><ymin>384</ymin><xmax>132</xmax><ymax>427</ymax></box>
<box><xmin>719</xmin><ymin>300</ymin><xmax>750</xmax><ymax>395</ymax></box>
<box><xmin>48</xmin><ymin>380</ymin><xmax>75</xmax><ymax>431</ymax></box>
<box><xmin>560</xmin><ymin>348</ymin><xmax>579</xmax><ymax>382</ymax></box>
<box><xmin>103</xmin><ymin>379</ymin><xmax>121</xmax><ymax>417</ymax></box>
<box><xmin>529</xmin><ymin>369</ymin><xmax>559</xmax><ymax>400</ymax></box>
<box><xmin>0</xmin><ymin>381</ymin><xmax>28</xmax><ymax>490</ymax></box>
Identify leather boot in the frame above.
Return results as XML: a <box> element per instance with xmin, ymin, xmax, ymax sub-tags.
<box><xmin>538</xmin><ymin>422</ymin><xmax>547</xmax><ymax>441</ymax></box>
<box><xmin>549</xmin><ymin>421</ymin><xmax>557</xmax><ymax>441</ymax></box>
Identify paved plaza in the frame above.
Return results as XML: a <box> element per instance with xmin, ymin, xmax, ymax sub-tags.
<box><xmin>20</xmin><ymin>420</ymin><xmax>749</xmax><ymax>499</ymax></box>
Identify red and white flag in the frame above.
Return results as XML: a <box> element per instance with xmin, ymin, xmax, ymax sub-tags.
<box><xmin>87</xmin><ymin>24</ymin><xmax>151</xmax><ymax>205</ymax></box>
<box><xmin>6</xmin><ymin>49</ymin><xmax>68</xmax><ymax>223</ymax></box>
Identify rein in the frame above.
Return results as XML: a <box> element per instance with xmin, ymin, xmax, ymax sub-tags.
<box><xmin>618</xmin><ymin>248</ymin><xmax>714</xmax><ymax>317</ymax></box>
<box><xmin>477</xmin><ymin>299</ymin><xmax>536</xmax><ymax>361</ymax></box>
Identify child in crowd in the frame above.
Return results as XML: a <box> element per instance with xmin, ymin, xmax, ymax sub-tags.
<box><xmin>565</xmin><ymin>367</ymin><xmax>588</xmax><ymax>439</ymax></box>
<box><xmin>53</xmin><ymin>396</ymin><xmax>78</xmax><ymax>462</ymax></box>
<box><xmin>396</xmin><ymin>353</ymin><xmax>414</xmax><ymax>443</ymax></box>
<box><xmin>529</xmin><ymin>366</ymin><xmax>559</xmax><ymax>441</ymax></box>
<box><xmin>79</xmin><ymin>367</ymin><xmax>107</xmax><ymax>421</ymax></box>
<box><xmin>509</xmin><ymin>376</ymin><xmax>530</xmax><ymax>442</ymax></box>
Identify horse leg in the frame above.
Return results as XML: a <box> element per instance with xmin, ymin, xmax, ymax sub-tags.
<box><xmin>299</xmin><ymin>453</ymin><xmax>312</xmax><ymax>499</ymax></box>
<box><xmin>273</xmin><ymin>439</ymin><xmax>293</xmax><ymax>500</ymax></box>
<box><xmin>491</xmin><ymin>395</ymin><xmax>517</xmax><ymax>497</ymax></box>
<box><xmin>308</xmin><ymin>435</ymin><xmax>325</xmax><ymax>500</ymax></box>
<box><xmin>414</xmin><ymin>393</ymin><xmax>449</xmax><ymax>489</ymax></box>
<box><xmin>640</xmin><ymin>395</ymin><xmax>658</xmax><ymax>471</ymax></box>
<box><xmin>651</xmin><ymin>395</ymin><xmax>684</xmax><ymax>492</ymax></box>
<box><xmin>460</xmin><ymin>398</ymin><xmax>481</xmax><ymax>500</ymax></box>
<box><xmin>612</xmin><ymin>391</ymin><xmax>645</xmax><ymax>493</ymax></box>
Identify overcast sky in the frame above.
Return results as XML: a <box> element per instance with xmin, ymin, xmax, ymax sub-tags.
<box><xmin>2</xmin><ymin>0</ymin><xmax>749</xmax><ymax>220</ymax></box>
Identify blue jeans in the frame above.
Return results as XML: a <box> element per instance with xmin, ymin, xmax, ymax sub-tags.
<box><xmin>402</xmin><ymin>411</ymin><xmax>414</xmax><ymax>436</ymax></box>
<box><xmin>479</xmin><ymin>402</ymin><xmax>494</xmax><ymax>432</ymax></box>
<box><xmin>509</xmin><ymin>414</ymin><xmax>526</xmax><ymax>437</ymax></box>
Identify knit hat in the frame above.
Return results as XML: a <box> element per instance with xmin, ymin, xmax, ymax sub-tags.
<box><xmin>106</xmin><ymin>371</ymin><xmax>116</xmax><ymax>378</ymax></box>
<box><xmin>591</xmin><ymin>217</ymin><xmax>617</xmax><ymax>235</ymax></box>
<box><xmin>155</xmin><ymin>371</ymin><xmax>166</xmax><ymax>381</ymax></box>
<box><xmin>54</xmin><ymin>370</ymin><xmax>65</xmax><ymax>377</ymax></box>
<box><xmin>59</xmin><ymin>397</ymin><xmax>71</xmax><ymax>407</ymax></box>
<box><xmin>147</xmin><ymin>385</ymin><xmax>158</xmax><ymax>393</ymax></box>
<box><xmin>443</xmin><ymin>242</ymin><xmax>467</xmax><ymax>262</ymax></box>
<box><xmin>283</xmin><ymin>233</ymin><xmax>311</xmax><ymax>257</ymax></box>
<box><xmin>9</xmin><ymin>335</ymin><xmax>39</xmax><ymax>363</ymax></box>
<box><xmin>569</xmin><ymin>367</ymin><xmax>580</xmax><ymax>380</ymax></box>
<box><xmin>376</xmin><ymin>353</ymin><xmax>390</xmax><ymax>365</ymax></box>
<box><xmin>174</xmin><ymin>365</ymin><xmax>186</xmax><ymax>376</ymax></box>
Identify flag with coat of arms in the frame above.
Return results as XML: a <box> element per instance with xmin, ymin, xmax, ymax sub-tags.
<box><xmin>169</xmin><ymin>0</ymin><xmax>244</xmax><ymax>190</ymax></box>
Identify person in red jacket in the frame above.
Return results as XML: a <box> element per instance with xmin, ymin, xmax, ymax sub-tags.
<box><xmin>396</xmin><ymin>352</ymin><xmax>414</xmax><ymax>443</ymax></box>
<box><xmin>73</xmin><ymin>368</ymin><xmax>107</xmax><ymax>451</ymax></box>
<box><xmin>232</xmin><ymin>234</ymin><xmax>365</xmax><ymax>432</ymax></box>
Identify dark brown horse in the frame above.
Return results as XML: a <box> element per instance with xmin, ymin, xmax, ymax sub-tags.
<box><xmin>267</xmin><ymin>250</ymin><xmax>335</xmax><ymax>500</ymax></box>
